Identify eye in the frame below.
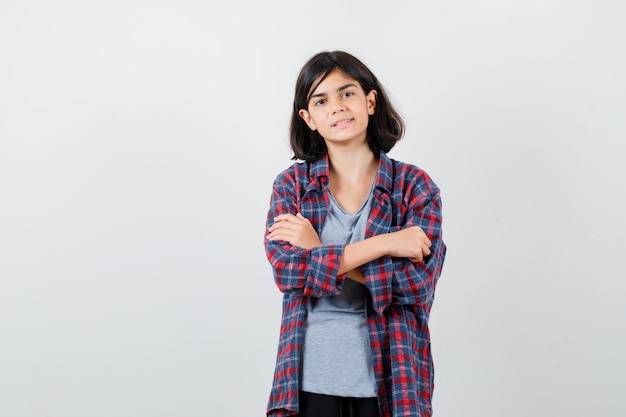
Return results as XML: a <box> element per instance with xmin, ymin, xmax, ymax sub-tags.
<box><xmin>342</xmin><ymin>91</ymin><xmax>354</xmax><ymax>98</ymax></box>
<box><xmin>313</xmin><ymin>99</ymin><xmax>326</xmax><ymax>106</ymax></box>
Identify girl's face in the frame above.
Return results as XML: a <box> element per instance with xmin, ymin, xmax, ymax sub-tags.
<box><xmin>299</xmin><ymin>69</ymin><xmax>377</xmax><ymax>149</ymax></box>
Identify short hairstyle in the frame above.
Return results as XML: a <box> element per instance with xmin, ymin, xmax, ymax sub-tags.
<box><xmin>290</xmin><ymin>50</ymin><xmax>405</xmax><ymax>162</ymax></box>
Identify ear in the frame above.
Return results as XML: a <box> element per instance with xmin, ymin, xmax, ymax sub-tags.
<box><xmin>299</xmin><ymin>109</ymin><xmax>317</xmax><ymax>131</ymax></box>
<box><xmin>367</xmin><ymin>90</ymin><xmax>377</xmax><ymax>115</ymax></box>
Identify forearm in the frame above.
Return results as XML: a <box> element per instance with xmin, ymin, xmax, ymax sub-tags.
<box><xmin>337</xmin><ymin>234</ymin><xmax>388</xmax><ymax>275</ymax></box>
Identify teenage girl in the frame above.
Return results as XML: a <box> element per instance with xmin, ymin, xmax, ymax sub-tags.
<box><xmin>264</xmin><ymin>50</ymin><xmax>446</xmax><ymax>417</ymax></box>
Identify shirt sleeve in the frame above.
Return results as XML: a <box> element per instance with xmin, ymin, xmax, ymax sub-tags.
<box><xmin>264</xmin><ymin>171</ymin><xmax>347</xmax><ymax>297</ymax></box>
<box><xmin>388</xmin><ymin>171</ymin><xmax>446</xmax><ymax>307</ymax></box>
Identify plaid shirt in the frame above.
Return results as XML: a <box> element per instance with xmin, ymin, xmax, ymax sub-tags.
<box><xmin>265</xmin><ymin>151</ymin><xmax>446</xmax><ymax>417</ymax></box>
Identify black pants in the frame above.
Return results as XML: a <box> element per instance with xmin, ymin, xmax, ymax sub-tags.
<box><xmin>297</xmin><ymin>391</ymin><xmax>380</xmax><ymax>417</ymax></box>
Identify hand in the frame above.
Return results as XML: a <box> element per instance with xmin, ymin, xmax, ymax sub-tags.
<box><xmin>267</xmin><ymin>213</ymin><xmax>323</xmax><ymax>249</ymax></box>
<box><xmin>385</xmin><ymin>226</ymin><xmax>432</xmax><ymax>262</ymax></box>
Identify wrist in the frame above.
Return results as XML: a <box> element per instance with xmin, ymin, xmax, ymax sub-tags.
<box><xmin>375</xmin><ymin>233</ymin><xmax>392</xmax><ymax>257</ymax></box>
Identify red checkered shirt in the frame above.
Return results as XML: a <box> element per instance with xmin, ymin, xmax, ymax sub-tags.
<box><xmin>265</xmin><ymin>151</ymin><xmax>446</xmax><ymax>417</ymax></box>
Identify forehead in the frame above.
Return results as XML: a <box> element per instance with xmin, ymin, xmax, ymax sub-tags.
<box><xmin>309</xmin><ymin>69</ymin><xmax>362</xmax><ymax>97</ymax></box>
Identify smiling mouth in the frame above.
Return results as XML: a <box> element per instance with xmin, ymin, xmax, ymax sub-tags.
<box><xmin>331</xmin><ymin>118</ymin><xmax>353</xmax><ymax>127</ymax></box>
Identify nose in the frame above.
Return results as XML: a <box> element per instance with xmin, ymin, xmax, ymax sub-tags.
<box><xmin>329</xmin><ymin>98</ymin><xmax>344</xmax><ymax>114</ymax></box>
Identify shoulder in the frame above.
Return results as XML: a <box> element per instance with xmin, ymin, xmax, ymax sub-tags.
<box><xmin>392</xmin><ymin>158</ymin><xmax>439</xmax><ymax>186</ymax></box>
<box><xmin>389</xmin><ymin>158</ymin><xmax>441</xmax><ymax>200</ymax></box>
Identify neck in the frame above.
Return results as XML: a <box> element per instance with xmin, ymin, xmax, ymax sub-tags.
<box><xmin>327</xmin><ymin>143</ymin><xmax>378</xmax><ymax>183</ymax></box>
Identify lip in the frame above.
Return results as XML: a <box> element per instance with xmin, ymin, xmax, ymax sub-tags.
<box><xmin>331</xmin><ymin>118</ymin><xmax>354</xmax><ymax>127</ymax></box>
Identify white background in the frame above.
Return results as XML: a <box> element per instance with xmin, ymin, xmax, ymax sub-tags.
<box><xmin>1</xmin><ymin>1</ymin><xmax>625</xmax><ymax>416</ymax></box>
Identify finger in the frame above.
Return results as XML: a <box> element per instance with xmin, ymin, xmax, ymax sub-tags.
<box><xmin>270</xmin><ymin>220</ymin><xmax>306</xmax><ymax>232</ymax></box>
<box><xmin>294</xmin><ymin>213</ymin><xmax>311</xmax><ymax>226</ymax></box>
<box><xmin>269</xmin><ymin>214</ymin><xmax>300</xmax><ymax>231</ymax></box>
<box><xmin>273</xmin><ymin>213</ymin><xmax>298</xmax><ymax>222</ymax></box>
<box><xmin>268</xmin><ymin>220</ymin><xmax>307</xmax><ymax>236</ymax></box>
<box><xmin>409</xmin><ymin>254</ymin><xmax>423</xmax><ymax>263</ymax></box>
<box><xmin>296</xmin><ymin>212</ymin><xmax>311</xmax><ymax>222</ymax></box>
<box><xmin>414</xmin><ymin>230</ymin><xmax>431</xmax><ymax>247</ymax></box>
<box><xmin>267</xmin><ymin>229</ymin><xmax>296</xmax><ymax>242</ymax></box>
<box><xmin>275</xmin><ymin>214</ymin><xmax>311</xmax><ymax>228</ymax></box>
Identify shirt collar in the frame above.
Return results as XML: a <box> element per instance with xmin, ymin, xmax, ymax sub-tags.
<box><xmin>309</xmin><ymin>153</ymin><xmax>330</xmax><ymax>184</ymax></box>
<box><xmin>373</xmin><ymin>151</ymin><xmax>394</xmax><ymax>195</ymax></box>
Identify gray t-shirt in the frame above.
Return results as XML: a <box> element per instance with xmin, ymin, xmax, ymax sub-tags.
<box><xmin>301</xmin><ymin>187</ymin><xmax>377</xmax><ymax>397</ymax></box>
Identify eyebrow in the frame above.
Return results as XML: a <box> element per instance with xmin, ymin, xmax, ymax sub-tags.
<box><xmin>309</xmin><ymin>83</ymin><xmax>358</xmax><ymax>100</ymax></box>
